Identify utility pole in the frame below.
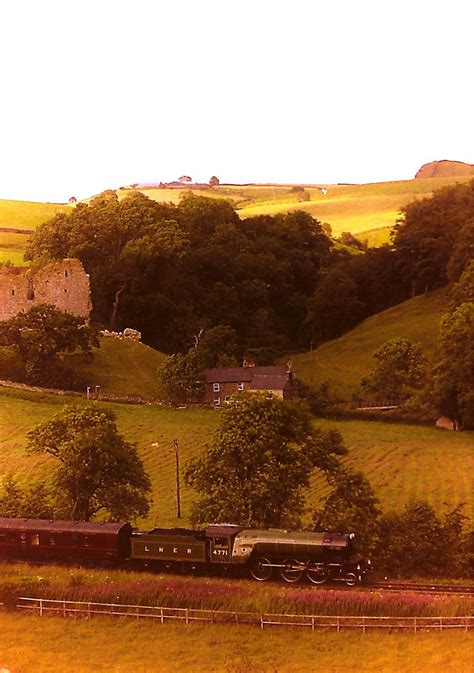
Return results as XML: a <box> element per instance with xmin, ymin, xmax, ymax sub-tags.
<box><xmin>173</xmin><ymin>439</ymin><xmax>181</xmax><ymax>518</ymax></box>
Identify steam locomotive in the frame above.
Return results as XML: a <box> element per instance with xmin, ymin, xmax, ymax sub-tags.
<box><xmin>0</xmin><ymin>517</ymin><xmax>371</xmax><ymax>585</ymax></box>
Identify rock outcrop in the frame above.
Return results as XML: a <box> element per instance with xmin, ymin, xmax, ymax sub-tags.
<box><xmin>415</xmin><ymin>160</ymin><xmax>474</xmax><ymax>179</ymax></box>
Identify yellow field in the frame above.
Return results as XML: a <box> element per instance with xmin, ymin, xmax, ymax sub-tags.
<box><xmin>0</xmin><ymin>612</ymin><xmax>471</xmax><ymax>673</ymax></box>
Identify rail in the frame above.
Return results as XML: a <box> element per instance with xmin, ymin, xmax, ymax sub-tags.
<box><xmin>16</xmin><ymin>598</ymin><xmax>473</xmax><ymax>633</ymax></box>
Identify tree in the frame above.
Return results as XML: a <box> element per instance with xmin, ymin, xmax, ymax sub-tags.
<box><xmin>360</xmin><ymin>338</ymin><xmax>427</xmax><ymax>404</ymax></box>
<box><xmin>209</xmin><ymin>176</ymin><xmax>220</xmax><ymax>187</ymax></box>
<box><xmin>0</xmin><ymin>475</ymin><xmax>55</xmax><ymax>519</ymax></box>
<box><xmin>312</xmin><ymin>469</ymin><xmax>382</xmax><ymax>555</ymax></box>
<box><xmin>307</xmin><ymin>268</ymin><xmax>367</xmax><ymax>342</ymax></box>
<box><xmin>185</xmin><ymin>394</ymin><xmax>346</xmax><ymax>528</ymax></box>
<box><xmin>27</xmin><ymin>406</ymin><xmax>152</xmax><ymax>521</ymax></box>
<box><xmin>448</xmin><ymin>260</ymin><xmax>474</xmax><ymax>309</ymax></box>
<box><xmin>0</xmin><ymin>304</ymin><xmax>99</xmax><ymax>388</ymax></box>
<box><xmin>393</xmin><ymin>180</ymin><xmax>474</xmax><ymax>296</ymax></box>
<box><xmin>430</xmin><ymin>302</ymin><xmax>474</xmax><ymax>428</ymax></box>
<box><xmin>157</xmin><ymin>350</ymin><xmax>203</xmax><ymax>405</ymax></box>
<box><xmin>375</xmin><ymin>500</ymin><xmax>470</xmax><ymax>577</ymax></box>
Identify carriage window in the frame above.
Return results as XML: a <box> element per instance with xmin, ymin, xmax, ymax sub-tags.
<box><xmin>20</xmin><ymin>532</ymin><xmax>27</xmax><ymax>544</ymax></box>
<box><xmin>49</xmin><ymin>536</ymin><xmax>56</xmax><ymax>545</ymax></box>
<box><xmin>30</xmin><ymin>534</ymin><xmax>40</xmax><ymax>545</ymax></box>
<box><xmin>0</xmin><ymin>534</ymin><xmax>5</xmax><ymax>542</ymax></box>
<box><xmin>83</xmin><ymin>536</ymin><xmax>90</xmax><ymax>547</ymax></box>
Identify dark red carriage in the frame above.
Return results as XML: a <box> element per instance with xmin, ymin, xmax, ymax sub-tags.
<box><xmin>0</xmin><ymin>517</ymin><xmax>131</xmax><ymax>565</ymax></box>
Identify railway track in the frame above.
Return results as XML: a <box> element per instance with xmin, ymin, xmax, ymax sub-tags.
<box><xmin>369</xmin><ymin>581</ymin><xmax>474</xmax><ymax>596</ymax></box>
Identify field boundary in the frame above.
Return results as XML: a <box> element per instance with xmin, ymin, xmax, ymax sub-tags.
<box><xmin>0</xmin><ymin>379</ymin><xmax>158</xmax><ymax>405</ymax></box>
<box><xmin>15</xmin><ymin>597</ymin><xmax>473</xmax><ymax>633</ymax></box>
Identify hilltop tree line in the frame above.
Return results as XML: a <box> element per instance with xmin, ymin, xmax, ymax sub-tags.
<box><xmin>22</xmin><ymin>181</ymin><xmax>474</xmax><ymax>360</ymax></box>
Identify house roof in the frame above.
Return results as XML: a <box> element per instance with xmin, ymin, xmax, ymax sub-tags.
<box><xmin>203</xmin><ymin>366</ymin><xmax>291</xmax><ymax>385</ymax></box>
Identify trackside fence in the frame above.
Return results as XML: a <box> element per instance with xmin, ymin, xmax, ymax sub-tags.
<box><xmin>16</xmin><ymin>598</ymin><xmax>473</xmax><ymax>633</ymax></box>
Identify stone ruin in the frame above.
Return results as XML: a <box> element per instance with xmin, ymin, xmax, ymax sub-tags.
<box><xmin>101</xmin><ymin>327</ymin><xmax>142</xmax><ymax>341</ymax></box>
<box><xmin>0</xmin><ymin>258</ymin><xmax>92</xmax><ymax>322</ymax></box>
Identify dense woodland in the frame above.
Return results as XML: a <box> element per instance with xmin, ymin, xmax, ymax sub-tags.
<box><xmin>24</xmin><ymin>181</ymin><xmax>474</xmax><ymax>361</ymax></box>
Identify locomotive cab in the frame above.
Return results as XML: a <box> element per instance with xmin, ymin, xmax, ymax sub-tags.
<box><xmin>205</xmin><ymin>524</ymin><xmax>243</xmax><ymax>564</ymax></box>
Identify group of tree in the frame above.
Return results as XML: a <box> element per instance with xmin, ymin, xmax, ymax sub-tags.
<box><xmin>357</xmin><ymin>261</ymin><xmax>474</xmax><ymax>428</ymax></box>
<box><xmin>184</xmin><ymin>393</ymin><xmax>472</xmax><ymax>577</ymax></box>
<box><xmin>0</xmin><ymin>394</ymin><xmax>471</xmax><ymax>577</ymax></box>
<box><xmin>22</xmin><ymin>181</ymin><xmax>474</xmax><ymax>360</ymax></box>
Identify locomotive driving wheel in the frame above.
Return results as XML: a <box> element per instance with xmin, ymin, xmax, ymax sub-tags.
<box><xmin>249</xmin><ymin>556</ymin><xmax>273</xmax><ymax>581</ymax></box>
<box><xmin>306</xmin><ymin>563</ymin><xmax>329</xmax><ymax>584</ymax></box>
<box><xmin>280</xmin><ymin>558</ymin><xmax>303</xmax><ymax>583</ymax></box>
<box><xmin>344</xmin><ymin>572</ymin><xmax>358</xmax><ymax>586</ymax></box>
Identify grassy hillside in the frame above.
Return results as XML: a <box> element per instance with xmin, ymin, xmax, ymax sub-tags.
<box><xmin>230</xmin><ymin>175</ymin><xmax>474</xmax><ymax>237</ymax></box>
<box><xmin>0</xmin><ymin>199</ymin><xmax>70</xmax><ymax>231</ymax></box>
<box><xmin>133</xmin><ymin>176</ymin><xmax>474</xmax><ymax>240</ymax></box>
<box><xmin>290</xmin><ymin>287</ymin><xmax>450</xmax><ymax>399</ymax></box>
<box><xmin>1</xmin><ymin>385</ymin><xmax>472</xmax><ymax>525</ymax></box>
<box><xmin>0</xmin><ymin>231</ymin><xmax>29</xmax><ymax>265</ymax></box>
<box><xmin>0</xmin><ymin>199</ymin><xmax>70</xmax><ymax>266</ymax></box>
<box><xmin>63</xmin><ymin>337</ymin><xmax>167</xmax><ymax>400</ymax></box>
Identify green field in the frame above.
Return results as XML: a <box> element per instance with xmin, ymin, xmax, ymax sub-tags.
<box><xmin>0</xmin><ymin>231</ymin><xmax>29</xmax><ymax>265</ymax></box>
<box><xmin>290</xmin><ymin>287</ymin><xmax>450</xmax><ymax>399</ymax></box>
<box><xmin>1</xmin><ymin>385</ymin><xmax>472</xmax><ymax>526</ymax></box>
<box><xmin>0</xmin><ymin>199</ymin><xmax>70</xmax><ymax>266</ymax></box>
<box><xmin>0</xmin><ymin>612</ymin><xmax>470</xmax><ymax>673</ymax></box>
<box><xmin>230</xmin><ymin>175</ymin><xmax>474</xmax><ymax>237</ymax></box>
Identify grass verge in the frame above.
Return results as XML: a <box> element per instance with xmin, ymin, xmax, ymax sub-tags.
<box><xmin>0</xmin><ymin>611</ymin><xmax>471</xmax><ymax>673</ymax></box>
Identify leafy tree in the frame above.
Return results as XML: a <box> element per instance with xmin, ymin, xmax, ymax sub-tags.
<box><xmin>185</xmin><ymin>394</ymin><xmax>346</xmax><ymax>528</ymax></box>
<box><xmin>430</xmin><ymin>302</ymin><xmax>474</xmax><ymax>428</ymax></box>
<box><xmin>0</xmin><ymin>475</ymin><xmax>23</xmax><ymax>517</ymax></box>
<box><xmin>375</xmin><ymin>500</ymin><xmax>471</xmax><ymax>577</ymax></box>
<box><xmin>313</xmin><ymin>469</ymin><xmax>381</xmax><ymax>555</ymax></box>
<box><xmin>338</xmin><ymin>231</ymin><xmax>366</xmax><ymax>250</ymax></box>
<box><xmin>193</xmin><ymin>324</ymin><xmax>240</xmax><ymax>368</ymax></box>
<box><xmin>158</xmin><ymin>350</ymin><xmax>203</xmax><ymax>405</ymax></box>
<box><xmin>360</xmin><ymin>338</ymin><xmax>427</xmax><ymax>404</ymax></box>
<box><xmin>0</xmin><ymin>304</ymin><xmax>99</xmax><ymax>388</ymax></box>
<box><xmin>26</xmin><ymin>406</ymin><xmax>152</xmax><ymax>521</ymax></box>
<box><xmin>447</xmin><ymin>220</ymin><xmax>474</xmax><ymax>282</ymax></box>
<box><xmin>448</xmin><ymin>260</ymin><xmax>474</xmax><ymax>309</ymax></box>
<box><xmin>209</xmin><ymin>176</ymin><xmax>220</xmax><ymax>187</ymax></box>
<box><xmin>393</xmin><ymin>180</ymin><xmax>474</xmax><ymax>296</ymax></box>
<box><xmin>307</xmin><ymin>268</ymin><xmax>367</xmax><ymax>342</ymax></box>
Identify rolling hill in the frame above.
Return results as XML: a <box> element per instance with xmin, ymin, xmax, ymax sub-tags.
<box><xmin>1</xmin><ymin>173</ymin><xmax>473</xmax><ymax>265</ymax></box>
<box><xmin>290</xmin><ymin>286</ymin><xmax>450</xmax><ymax>399</ymax></box>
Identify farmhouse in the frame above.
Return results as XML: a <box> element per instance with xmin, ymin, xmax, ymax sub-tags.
<box><xmin>0</xmin><ymin>258</ymin><xmax>91</xmax><ymax>322</ymax></box>
<box><xmin>202</xmin><ymin>365</ymin><xmax>297</xmax><ymax>407</ymax></box>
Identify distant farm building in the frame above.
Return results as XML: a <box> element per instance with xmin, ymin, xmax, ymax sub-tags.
<box><xmin>202</xmin><ymin>365</ymin><xmax>298</xmax><ymax>407</ymax></box>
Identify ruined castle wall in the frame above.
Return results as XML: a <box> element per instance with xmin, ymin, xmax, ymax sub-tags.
<box><xmin>0</xmin><ymin>258</ymin><xmax>92</xmax><ymax>322</ymax></box>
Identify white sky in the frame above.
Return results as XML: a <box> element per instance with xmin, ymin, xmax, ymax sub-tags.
<box><xmin>0</xmin><ymin>0</ymin><xmax>472</xmax><ymax>203</ymax></box>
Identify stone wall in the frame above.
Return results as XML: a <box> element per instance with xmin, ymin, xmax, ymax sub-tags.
<box><xmin>0</xmin><ymin>258</ymin><xmax>92</xmax><ymax>322</ymax></box>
